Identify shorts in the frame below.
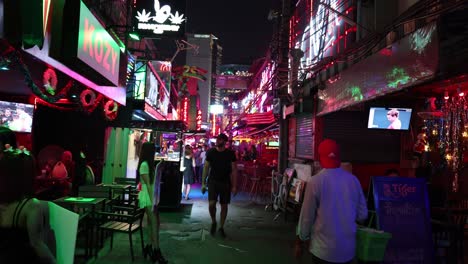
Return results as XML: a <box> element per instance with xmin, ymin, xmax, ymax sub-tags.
<box><xmin>311</xmin><ymin>254</ymin><xmax>352</xmax><ymax>264</ymax></box>
<box><xmin>208</xmin><ymin>181</ymin><xmax>231</xmax><ymax>204</ymax></box>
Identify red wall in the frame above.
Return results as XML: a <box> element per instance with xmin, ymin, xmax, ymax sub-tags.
<box><xmin>15</xmin><ymin>132</ymin><xmax>32</xmax><ymax>150</ymax></box>
<box><xmin>352</xmin><ymin>163</ymin><xmax>414</xmax><ymax>192</ymax></box>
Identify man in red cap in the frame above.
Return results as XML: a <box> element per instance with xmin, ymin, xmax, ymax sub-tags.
<box><xmin>295</xmin><ymin>139</ymin><xmax>368</xmax><ymax>263</ymax></box>
<box><xmin>201</xmin><ymin>133</ymin><xmax>238</xmax><ymax>238</ymax></box>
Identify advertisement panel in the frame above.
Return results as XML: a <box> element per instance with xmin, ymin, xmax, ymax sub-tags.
<box><xmin>22</xmin><ymin>0</ymin><xmax>126</xmax><ymax>104</ymax></box>
<box><xmin>317</xmin><ymin>22</ymin><xmax>438</xmax><ymax>115</ymax></box>
<box><xmin>77</xmin><ymin>1</ymin><xmax>120</xmax><ymax>86</ymax></box>
<box><xmin>145</xmin><ymin>61</ymin><xmax>171</xmax><ymax>118</ymax></box>
<box><xmin>133</xmin><ymin>0</ymin><xmax>186</xmax><ymax>38</ymax></box>
<box><xmin>290</xmin><ymin>0</ymin><xmax>356</xmax><ymax>78</ymax></box>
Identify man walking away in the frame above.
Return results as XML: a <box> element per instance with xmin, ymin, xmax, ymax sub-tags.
<box><xmin>295</xmin><ymin>139</ymin><xmax>368</xmax><ymax>263</ymax></box>
<box><xmin>202</xmin><ymin>133</ymin><xmax>237</xmax><ymax>238</ymax></box>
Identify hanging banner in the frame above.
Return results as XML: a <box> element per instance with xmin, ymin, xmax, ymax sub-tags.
<box><xmin>133</xmin><ymin>0</ymin><xmax>187</xmax><ymax>38</ymax></box>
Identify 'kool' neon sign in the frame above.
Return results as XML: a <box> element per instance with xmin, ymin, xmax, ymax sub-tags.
<box><xmin>77</xmin><ymin>1</ymin><xmax>120</xmax><ymax>85</ymax></box>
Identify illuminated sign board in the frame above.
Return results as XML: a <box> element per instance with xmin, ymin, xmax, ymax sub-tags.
<box><xmin>257</xmin><ymin>62</ymin><xmax>275</xmax><ymax>112</ymax></box>
<box><xmin>196</xmin><ymin>110</ymin><xmax>202</xmax><ymax>130</ymax></box>
<box><xmin>180</xmin><ymin>97</ymin><xmax>189</xmax><ymax>123</ymax></box>
<box><xmin>210</xmin><ymin>105</ymin><xmax>224</xmax><ymax>115</ymax></box>
<box><xmin>144</xmin><ymin>61</ymin><xmax>171</xmax><ymax>118</ymax></box>
<box><xmin>133</xmin><ymin>0</ymin><xmax>186</xmax><ymax>38</ymax></box>
<box><xmin>21</xmin><ymin>0</ymin><xmax>126</xmax><ymax>104</ymax></box>
<box><xmin>292</xmin><ymin>0</ymin><xmax>355</xmax><ymax>77</ymax></box>
<box><xmin>77</xmin><ymin>1</ymin><xmax>120</xmax><ymax>85</ymax></box>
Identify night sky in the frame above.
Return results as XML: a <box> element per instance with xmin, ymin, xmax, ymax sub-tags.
<box><xmin>185</xmin><ymin>0</ymin><xmax>276</xmax><ymax>65</ymax></box>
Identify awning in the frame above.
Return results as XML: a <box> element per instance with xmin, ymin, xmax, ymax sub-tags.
<box><xmin>243</xmin><ymin>110</ymin><xmax>276</xmax><ymax>126</ymax></box>
<box><xmin>234</xmin><ymin>122</ymin><xmax>279</xmax><ymax>139</ymax></box>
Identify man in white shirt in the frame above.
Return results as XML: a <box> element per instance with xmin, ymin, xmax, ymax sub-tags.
<box><xmin>295</xmin><ymin>139</ymin><xmax>368</xmax><ymax>263</ymax></box>
<box><xmin>387</xmin><ymin>109</ymin><xmax>402</xmax><ymax>129</ymax></box>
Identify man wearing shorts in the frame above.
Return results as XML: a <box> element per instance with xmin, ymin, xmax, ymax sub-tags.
<box><xmin>201</xmin><ymin>133</ymin><xmax>237</xmax><ymax>238</ymax></box>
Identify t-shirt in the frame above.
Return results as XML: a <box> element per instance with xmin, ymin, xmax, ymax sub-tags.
<box><xmin>138</xmin><ymin>161</ymin><xmax>151</xmax><ymax>187</ymax></box>
<box><xmin>206</xmin><ymin>148</ymin><xmax>236</xmax><ymax>184</ymax></box>
<box><xmin>139</xmin><ymin>161</ymin><xmax>150</xmax><ymax>177</ymax></box>
<box><xmin>296</xmin><ymin>168</ymin><xmax>368</xmax><ymax>263</ymax></box>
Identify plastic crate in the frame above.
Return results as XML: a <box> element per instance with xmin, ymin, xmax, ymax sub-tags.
<box><xmin>356</xmin><ymin>227</ymin><xmax>392</xmax><ymax>262</ymax></box>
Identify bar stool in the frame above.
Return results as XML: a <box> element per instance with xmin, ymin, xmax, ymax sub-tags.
<box><xmin>248</xmin><ymin>165</ymin><xmax>260</xmax><ymax>200</ymax></box>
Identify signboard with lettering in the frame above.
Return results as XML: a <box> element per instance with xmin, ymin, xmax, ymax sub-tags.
<box><xmin>133</xmin><ymin>0</ymin><xmax>186</xmax><ymax>38</ymax></box>
<box><xmin>50</xmin><ymin>0</ymin><xmax>122</xmax><ymax>87</ymax></box>
<box><xmin>77</xmin><ymin>1</ymin><xmax>120</xmax><ymax>86</ymax></box>
<box><xmin>372</xmin><ymin>176</ymin><xmax>433</xmax><ymax>263</ymax></box>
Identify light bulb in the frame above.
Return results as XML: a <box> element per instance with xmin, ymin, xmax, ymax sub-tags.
<box><xmin>458</xmin><ymin>86</ymin><xmax>464</xmax><ymax>97</ymax></box>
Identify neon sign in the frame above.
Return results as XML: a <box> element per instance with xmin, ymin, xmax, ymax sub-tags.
<box><xmin>134</xmin><ymin>0</ymin><xmax>186</xmax><ymax>36</ymax></box>
<box><xmin>159</xmin><ymin>61</ymin><xmax>171</xmax><ymax>72</ymax></box>
<box><xmin>257</xmin><ymin>62</ymin><xmax>275</xmax><ymax>112</ymax></box>
<box><xmin>180</xmin><ymin>97</ymin><xmax>189</xmax><ymax>123</ymax></box>
<box><xmin>78</xmin><ymin>1</ymin><xmax>120</xmax><ymax>85</ymax></box>
<box><xmin>293</xmin><ymin>0</ymin><xmax>355</xmax><ymax>74</ymax></box>
<box><xmin>212</xmin><ymin>113</ymin><xmax>217</xmax><ymax>136</ymax></box>
<box><xmin>196</xmin><ymin>110</ymin><xmax>202</xmax><ymax>130</ymax></box>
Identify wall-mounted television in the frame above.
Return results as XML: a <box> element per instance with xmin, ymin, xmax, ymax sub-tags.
<box><xmin>368</xmin><ymin>107</ymin><xmax>412</xmax><ymax>130</ymax></box>
<box><xmin>0</xmin><ymin>100</ymin><xmax>34</xmax><ymax>133</ymax></box>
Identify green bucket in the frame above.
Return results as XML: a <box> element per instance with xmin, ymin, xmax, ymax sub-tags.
<box><xmin>356</xmin><ymin>227</ymin><xmax>392</xmax><ymax>262</ymax></box>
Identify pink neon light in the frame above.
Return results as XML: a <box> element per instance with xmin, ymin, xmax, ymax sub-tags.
<box><xmin>212</xmin><ymin>113</ymin><xmax>216</xmax><ymax>135</ymax></box>
<box><xmin>25</xmin><ymin>47</ymin><xmax>126</xmax><ymax>105</ymax></box>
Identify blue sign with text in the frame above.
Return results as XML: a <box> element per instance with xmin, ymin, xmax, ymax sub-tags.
<box><xmin>372</xmin><ymin>176</ymin><xmax>433</xmax><ymax>263</ymax></box>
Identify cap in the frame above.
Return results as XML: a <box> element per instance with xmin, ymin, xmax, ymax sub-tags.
<box><xmin>318</xmin><ymin>139</ymin><xmax>341</xmax><ymax>168</ymax></box>
<box><xmin>217</xmin><ymin>133</ymin><xmax>228</xmax><ymax>141</ymax></box>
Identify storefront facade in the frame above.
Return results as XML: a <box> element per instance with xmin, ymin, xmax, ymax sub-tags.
<box><xmin>0</xmin><ymin>0</ymin><xmax>128</xmax><ymax>183</ymax></box>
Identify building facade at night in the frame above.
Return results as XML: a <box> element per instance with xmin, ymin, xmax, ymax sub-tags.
<box><xmin>275</xmin><ymin>1</ymin><xmax>468</xmax><ymax>262</ymax></box>
<box><xmin>186</xmin><ymin>34</ymin><xmax>223</xmax><ymax>122</ymax></box>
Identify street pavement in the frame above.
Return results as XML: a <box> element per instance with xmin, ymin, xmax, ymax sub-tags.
<box><xmin>81</xmin><ymin>184</ymin><xmax>307</xmax><ymax>264</ymax></box>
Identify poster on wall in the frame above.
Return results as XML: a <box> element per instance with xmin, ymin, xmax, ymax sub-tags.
<box><xmin>133</xmin><ymin>0</ymin><xmax>187</xmax><ymax>38</ymax></box>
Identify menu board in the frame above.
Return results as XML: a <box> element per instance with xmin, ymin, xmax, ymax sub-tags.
<box><xmin>372</xmin><ymin>176</ymin><xmax>433</xmax><ymax>263</ymax></box>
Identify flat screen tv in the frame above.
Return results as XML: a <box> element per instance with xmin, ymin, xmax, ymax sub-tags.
<box><xmin>368</xmin><ymin>107</ymin><xmax>412</xmax><ymax>130</ymax></box>
<box><xmin>0</xmin><ymin>100</ymin><xmax>34</xmax><ymax>133</ymax></box>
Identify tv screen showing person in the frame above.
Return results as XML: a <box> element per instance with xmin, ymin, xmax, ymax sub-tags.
<box><xmin>368</xmin><ymin>107</ymin><xmax>412</xmax><ymax>130</ymax></box>
<box><xmin>0</xmin><ymin>101</ymin><xmax>34</xmax><ymax>133</ymax></box>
